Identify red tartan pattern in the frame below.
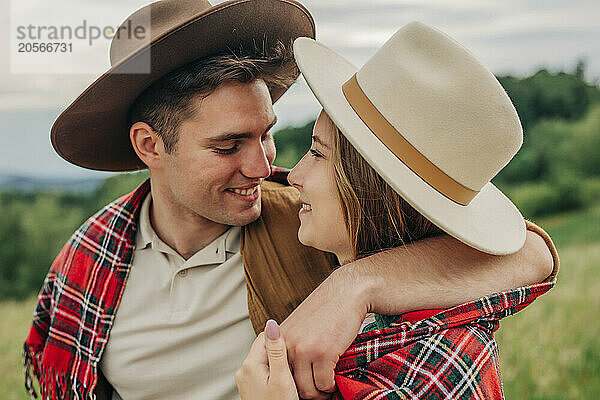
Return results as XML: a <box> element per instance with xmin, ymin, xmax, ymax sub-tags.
<box><xmin>24</xmin><ymin>180</ymin><xmax>150</xmax><ymax>399</ymax></box>
<box><xmin>332</xmin><ymin>280</ymin><xmax>555</xmax><ymax>399</ymax></box>
<box><xmin>268</xmin><ymin>165</ymin><xmax>290</xmax><ymax>185</ymax></box>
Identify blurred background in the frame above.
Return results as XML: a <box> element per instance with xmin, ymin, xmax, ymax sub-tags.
<box><xmin>1</xmin><ymin>0</ymin><xmax>599</xmax><ymax>398</ymax></box>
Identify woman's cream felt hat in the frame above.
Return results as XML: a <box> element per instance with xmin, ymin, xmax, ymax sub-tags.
<box><xmin>293</xmin><ymin>21</ymin><xmax>525</xmax><ymax>255</ymax></box>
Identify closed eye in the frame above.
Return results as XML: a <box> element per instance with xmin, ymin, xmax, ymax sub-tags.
<box><xmin>213</xmin><ymin>144</ymin><xmax>239</xmax><ymax>155</ymax></box>
<box><xmin>309</xmin><ymin>149</ymin><xmax>323</xmax><ymax>158</ymax></box>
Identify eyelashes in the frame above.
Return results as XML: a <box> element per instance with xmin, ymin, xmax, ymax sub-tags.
<box><xmin>213</xmin><ymin>145</ymin><xmax>239</xmax><ymax>155</ymax></box>
<box><xmin>309</xmin><ymin>149</ymin><xmax>324</xmax><ymax>158</ymax></box>
<box><xmin>212</xmin><ymin>134</ymin><xmax>272</xmax><ymax>156</ymax></box>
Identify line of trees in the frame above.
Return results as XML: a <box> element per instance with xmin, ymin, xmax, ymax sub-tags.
<box><xmin>1</xmin><ymin>63</ymin><xmax>599</xmax><ymax>300</ymax></box>
<box><xmin>493</xmin><ymin>65</ymin><xmax>600</xmax><ymax>217</ymax></box>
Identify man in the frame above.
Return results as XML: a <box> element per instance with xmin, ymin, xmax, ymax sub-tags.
<box><xmin>24</xmin><ymin>1</ymin><xmax>556</xmax><ymax>399</ymax></box>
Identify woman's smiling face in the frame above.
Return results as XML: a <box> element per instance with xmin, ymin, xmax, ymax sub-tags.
<box><xmin>287</xmin><ymin>111</ymin><xmax>353</xmax><ymax>264</ymax></box>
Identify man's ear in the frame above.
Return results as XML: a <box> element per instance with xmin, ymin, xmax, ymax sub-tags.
<box><xmin>130</xmin><ymin>122</ymin><xmax>165</xmax><ymax>169</ymax></box>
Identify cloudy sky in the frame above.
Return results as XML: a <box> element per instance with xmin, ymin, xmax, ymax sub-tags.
<box><xmin>1</xmin><ymin>0</ymin><xmax>599</xmax><ymax>178</ymax></box>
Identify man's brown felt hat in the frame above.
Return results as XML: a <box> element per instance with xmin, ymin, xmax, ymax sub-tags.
<box><xmin>51</xmin><ymin>0</ymin><xmax>315</xmax><ymax>171</ymax></box>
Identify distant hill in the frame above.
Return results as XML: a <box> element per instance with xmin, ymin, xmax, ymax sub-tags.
<box><xmin>0</xmin><ymin>173</ymin><xmax>104</xmax><ymax>193</ymax></box>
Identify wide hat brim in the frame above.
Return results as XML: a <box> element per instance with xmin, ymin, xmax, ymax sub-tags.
<box><xmin>294</xmin><ymin>37</ymin><xmax>525</xmax><ymax>255</ymax></box>
<box><xmin>51</xmin><ymin>0</ymin><xmax>315</xmax><ymax>172</ymax></box>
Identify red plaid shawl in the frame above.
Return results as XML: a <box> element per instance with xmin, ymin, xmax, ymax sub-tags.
<box><xmin>333</xmin><ymin>279</ymin><xmax>555</xmax><ymax>399</ymax></box>
<box><xmin>23</xmin><ymin>168</ymin><xmax>290</xmax><ymax>400</ymax></box>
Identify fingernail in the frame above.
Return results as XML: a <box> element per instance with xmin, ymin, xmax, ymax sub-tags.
<box><xmin>265</xmin><ymin>319</ymin><xmax>280</xmax><ymax>340</ymax></box>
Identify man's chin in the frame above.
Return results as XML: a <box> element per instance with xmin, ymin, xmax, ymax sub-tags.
<box><xmin>226</xmin><ymin>203</ymin><xmax>262</xmax><ymax>227</ymax></box>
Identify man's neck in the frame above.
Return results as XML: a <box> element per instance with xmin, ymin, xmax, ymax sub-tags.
<box><xmin>148</xmin><ymin>187</ymin><xmax>229</xmax><ymax>260</ymax></box>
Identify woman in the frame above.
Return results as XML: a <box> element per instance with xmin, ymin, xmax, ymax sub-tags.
<box><xmin>236</xmin><ymin>22</ymin><xmax>556</xmax><ymax>399</ymax></box>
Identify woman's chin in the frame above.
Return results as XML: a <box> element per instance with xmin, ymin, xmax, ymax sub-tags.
<box><xmin>297</xmin><ymin>227</ymin><xmax>311</xmax><ymax>247</ymax></box>
<box><xmin>297</xmin><ymin>226</ymin><xmax>322</xmax><ymax>251</ymax></box>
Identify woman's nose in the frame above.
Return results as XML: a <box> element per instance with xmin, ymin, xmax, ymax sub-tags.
<box><xmin>287</xmin><ymin>156</ymin><xmax>305</xmax><ymax>188</ymax></box>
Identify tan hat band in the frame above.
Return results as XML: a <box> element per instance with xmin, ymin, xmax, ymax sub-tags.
<box><xmin>341</xmin><ymin>74</ymin><xmax>479</xmax><ymax>206</ymax></box>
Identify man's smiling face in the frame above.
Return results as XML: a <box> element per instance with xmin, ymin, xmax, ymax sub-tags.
<box><xmin>158</xmin><ymin>79</ymin><xmax>277</xmax><ymax>228</ymax></box>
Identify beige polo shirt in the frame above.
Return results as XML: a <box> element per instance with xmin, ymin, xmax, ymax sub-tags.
<box><xmin>100</xmin><ymin>193</ymin><xmax>255</xmax><ymax>400</ymax></box>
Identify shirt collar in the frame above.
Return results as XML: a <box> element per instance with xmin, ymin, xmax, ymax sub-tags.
<box><xmin>135</xmin><ymin>192</ymin><xmax>157</xmax><ymax>251</ymax></box>
<box><xmin>185</xmin><ymin>225</ymin><xmax>240</xmax><ymax>267</ymax></box>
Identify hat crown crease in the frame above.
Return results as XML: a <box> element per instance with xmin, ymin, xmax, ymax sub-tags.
<box><xmin>110</xmin><ymin>0</ymin><xmax>213</xmax><ymax>66</ymax></box>
<box><xmin>355</xmin><ymin>22</ymin><xmax>522</xmax><ymax>192</ymax></box>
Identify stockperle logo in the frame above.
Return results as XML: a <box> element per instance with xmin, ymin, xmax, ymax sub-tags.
<box><xmin>10</xmin><ymin>0</ymin><xmax>150</xmax><ymax>74</ymax></box>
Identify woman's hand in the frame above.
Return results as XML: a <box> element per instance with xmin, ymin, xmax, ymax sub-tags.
<box><xmin>235</xmin><ymin>319</ymin><xmax>299</xmax><ymax>400</ymax></box>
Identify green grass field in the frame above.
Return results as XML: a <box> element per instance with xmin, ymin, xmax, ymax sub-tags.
<box><xmin>1</xmin><ymin>296</ymin><xmax>36</xmax><ymax>400</ymax></box>
<box><xmin>2</xmin><ymin>206</ymin><xmax>599</xmax><ymax>399</ymax></box>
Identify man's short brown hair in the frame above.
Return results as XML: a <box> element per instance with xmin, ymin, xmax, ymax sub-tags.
<box><xmin>128</xmin><ymin>42</ymin><xmax>297</xmax><ymax>153</ymax></box>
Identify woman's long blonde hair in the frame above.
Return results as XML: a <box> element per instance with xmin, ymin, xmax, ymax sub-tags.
<box><xmin>327</xmin><ymin>117</ymin><xmax>443</xmax><ymax>260</ymax></box>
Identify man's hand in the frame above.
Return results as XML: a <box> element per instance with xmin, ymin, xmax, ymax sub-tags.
<box><xmin>280</xmin><ymin>267</ymin><xmax>371</xmax><ymax>399</ymax></box>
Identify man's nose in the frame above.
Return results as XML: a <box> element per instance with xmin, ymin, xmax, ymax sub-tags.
<box><xmin>241</xmin><ymin>143</ymin><xmax>272</xmax><ymax>179</ymax></box>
